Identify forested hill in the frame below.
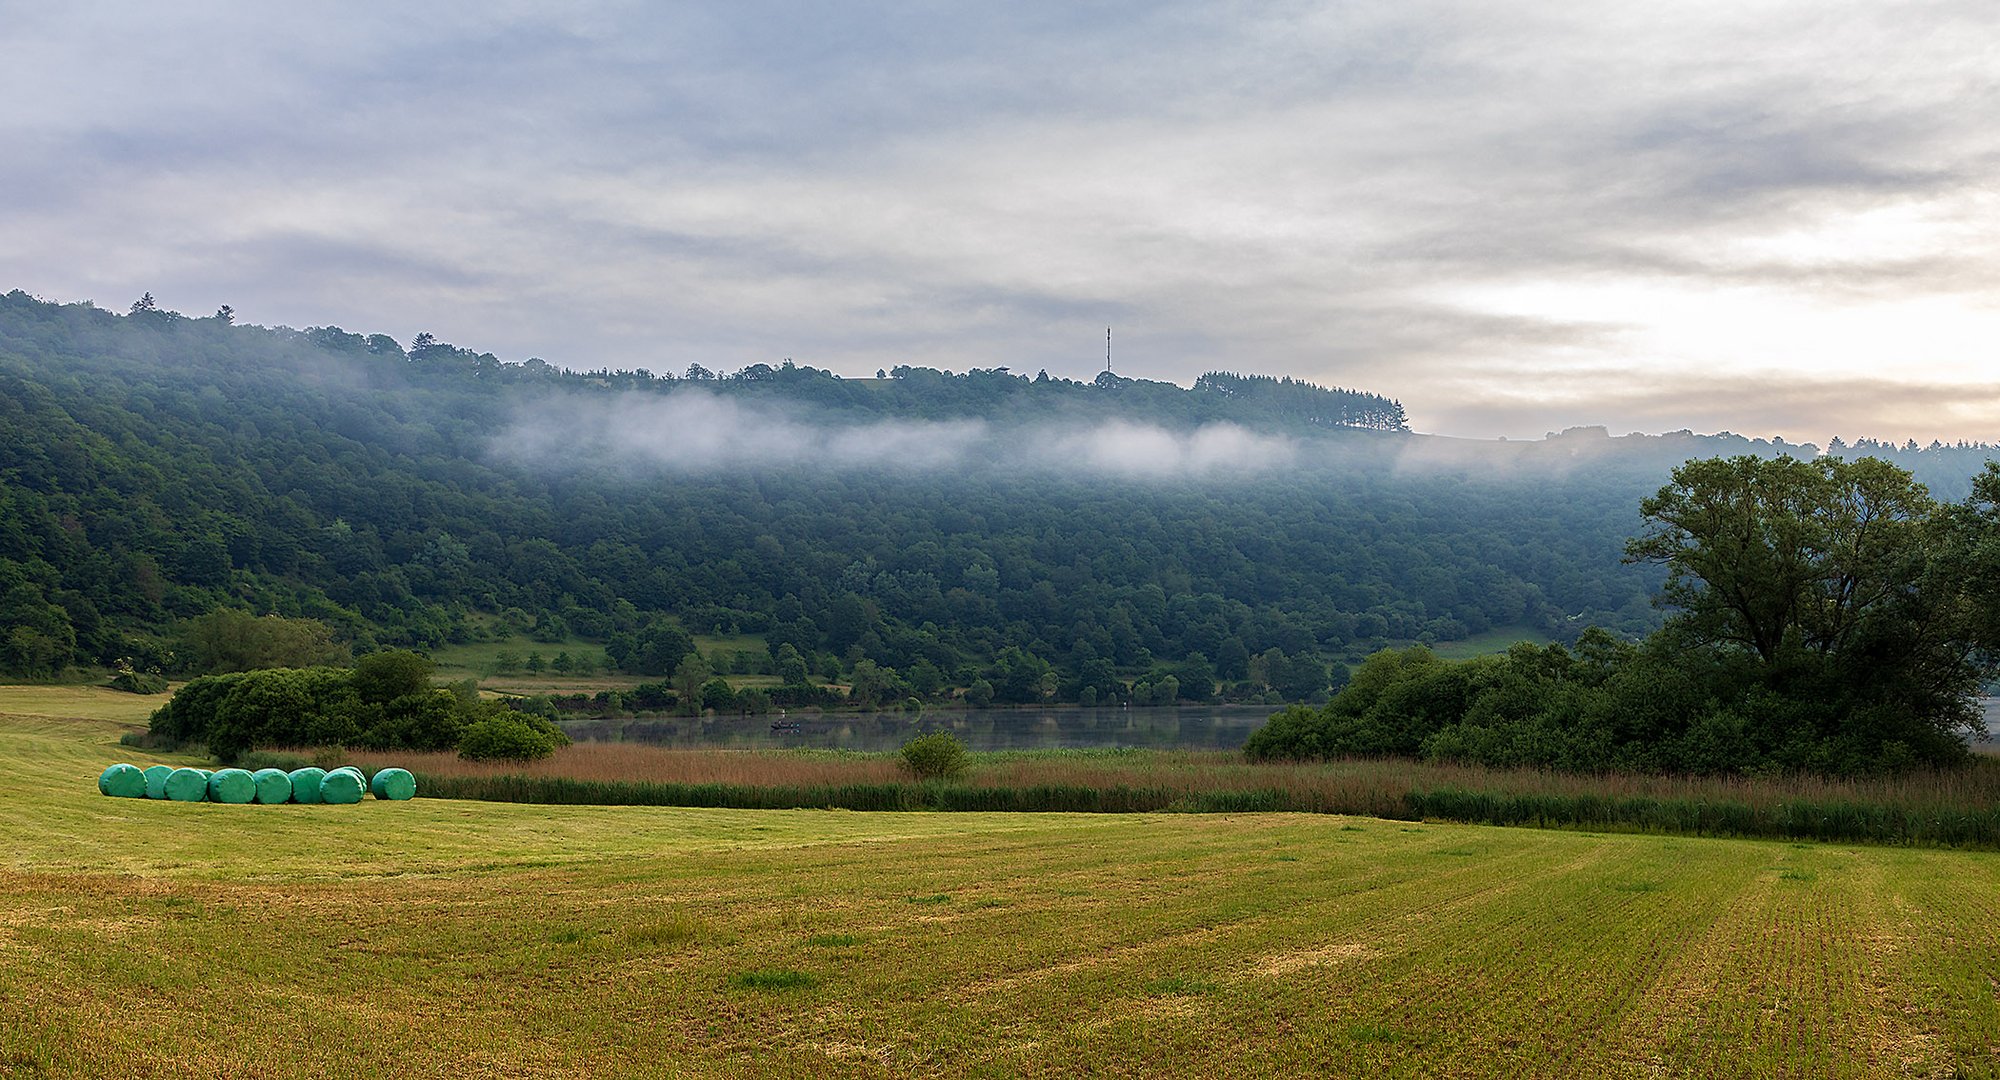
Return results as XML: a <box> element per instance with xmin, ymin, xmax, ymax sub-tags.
<box><xmin>4</xmin><ymin>288</ymin><xmax>1995</xmax><ymax>702</ymax></box>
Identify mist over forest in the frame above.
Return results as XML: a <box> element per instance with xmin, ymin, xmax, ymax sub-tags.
<box><xmin>5</xmin><ymin>288</ymin><xmax>1997</xmax><ymax>706</ymax></box>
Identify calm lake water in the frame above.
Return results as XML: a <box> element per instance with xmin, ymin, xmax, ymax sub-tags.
<box><xmin>561</xmin><ymin>705</ymin><xmax>1278</xmax><ymax>752</ymax></box>
<box><xmin>569</xmin><ymin>700</ymin><xmax>2000</xmax><ymax>753</ymax></box>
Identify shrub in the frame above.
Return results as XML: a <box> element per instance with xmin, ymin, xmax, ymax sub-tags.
<box><xmin>900</xmin><ymin>731</ymin><xmax>970</xmax><ymax>780</ymax></box>
<box><xmin>698</xmin><ymin>676</ymin><xmax>736</xmax><ymax>713</ymax></box>
<box><xmin>1242</xmin><ymin>704</ymin><xmax>1327</xmax><ymax>762</ymax></box>
<box><xmin>109</xmin><ymin>671</ymin><xmax>168</xmax><ymax>695</ymax></box>
<box><xmin>459</xmin><ymin>714</ymin><xmax>568</xmax><ymax>762</ymax></box>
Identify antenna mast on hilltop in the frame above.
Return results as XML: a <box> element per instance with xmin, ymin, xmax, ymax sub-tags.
<box><xmin>1105</xmin><ymin>327</ymin><xmax>1113</xmax><ymax>374</ymax></box>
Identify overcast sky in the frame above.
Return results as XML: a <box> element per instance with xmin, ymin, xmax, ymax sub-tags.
<box><xmin>5</xmin><ymin>1</ymin><xmax>1998</xmax><ymax>441</ymax></box>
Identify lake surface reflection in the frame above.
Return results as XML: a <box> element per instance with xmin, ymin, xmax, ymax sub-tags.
<box><xmin>562</xmin><ymin>705</ymin><xmax>1277</xmax><ymax>752</ymax></box>
<box><xmin>573</xmin><ymin>699</ymin><xmax>2000</xmax><ymax>753</ymax></box>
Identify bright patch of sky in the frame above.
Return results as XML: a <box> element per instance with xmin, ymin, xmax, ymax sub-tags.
<box><xmin>4</xmin><ymin>0</ymin><xmax>1998</xmax><ymax>442</ymax></box>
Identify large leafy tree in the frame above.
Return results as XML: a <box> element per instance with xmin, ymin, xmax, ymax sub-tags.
<box><xmin>1626</xmin><ymin>455</ymin><xmax>1991</xmax><ymax>758</ymax></box>
<box><xmin>1625</xmin><ymin>455</ymin><xmax>1941</xmax><ymax>663</ymax></box>
<box><xmin>178</xmin><ymin>609</ymin><xmax>348</xmax><ymax>674</ymax></box>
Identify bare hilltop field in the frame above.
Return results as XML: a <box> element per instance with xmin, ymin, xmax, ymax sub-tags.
<box><xmin>5</xmin><ymin>687</ymin><xmax>1998</xmax><ymax>1078</ymax></box>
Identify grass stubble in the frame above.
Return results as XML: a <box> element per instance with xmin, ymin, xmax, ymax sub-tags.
<box><xmin>3</xmin><ymin>691</ymin><xmax>1999</xmax><ymax>1077</ymax></box>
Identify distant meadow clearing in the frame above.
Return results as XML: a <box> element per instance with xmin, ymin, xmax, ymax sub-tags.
<box><xmin>6</xmin><ymin>690</ymin><xmax>2000</xmax><ymax>1078</ymax></box>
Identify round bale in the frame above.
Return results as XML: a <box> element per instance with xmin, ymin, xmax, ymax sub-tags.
<box><xmin>98</xmin><ymin>763</ymin><xmax>147</xmax><ymax>798</ymax></box>
<box><xmin>142</xmin><ymin>764</ymin><xmax>174</xmax><ymax>799</ymax></box>
<box><xmin>162</xmin><ymin>767</ymin><xmax>209</xmax><ymax>802</ymax></box>
<box><xmin>318</xmin><ymin>768</ymin><xmax>365</xmax><ymax>805</ymax></box>
<box><xmin>287</xmin><ymin>767</ymin><xmax>327</xmax><ymax>804</ymax></box>
<box><xmin>369</xmin><ymin>768</ymin><xmax>417</xmax><ymax>801</ymax></box>
<box><xmin>250</xmin><ymin>768</ymin><xmax>294</xmax><ymax>804</ymax></box>
<box><xmin>207</xmin><ymin>768</ymin><xmax>256</xmax><ymax>804</ymax></box>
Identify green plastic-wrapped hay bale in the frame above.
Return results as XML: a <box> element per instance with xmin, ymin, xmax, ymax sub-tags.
<box><xmin>369</xmin><ymin>767</ymin><xmax>417</xmax><ymax>801</ymax></box>
<box><xmin>287</xmin><ymin>767</ymin><xmax>327</xmax><ymax>804</ymax></box>
<box><xmin>98</xmin><ymin>763</ymin><xmax>147</xmax><ymax>798</ymax></box>
<box><xmin>318</xmin><ymin>768</ymin><xmax>365</xmax><ymax>805</ymax></box>
<box><xmin>162</xmin><ymin>767</ymin><xmax>209</xmax><ymax>802</ymax></box>
<box><xmin>143</xmin><ymin>764</ymin><xmax>174</xmax><ymax>799</ymax></box>
<box><xmin>250</xmin><ymin>768</ymin><xmax>294</xmax><ymax>804</ymax></box>
<box><xmin>207</xmin><ymin>767</ymin><xmax>256</xmax><ymax>804</ymax></box>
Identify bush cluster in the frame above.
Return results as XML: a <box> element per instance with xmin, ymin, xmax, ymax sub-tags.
<box><xmin>899</xmin><ymin>732</ymin><xmax>971</xmax><ymax>780</ymax></box>
<box><xmin>1245</xmin><ymin>632</ymin><xmax>1976</xmax><ymax>776</ymax></box>
<box><xmin>108</xmin><ymin>670</ymin><xmax>169</xmax><ymax>694</ymax></box>
<box><xmin>148</xmin><ymin>650</ymin><xmax>568</xmax><ymax>763</ymax></box>
<box><xmin>459</xmin><ymin>715</ymin><xmax>568</xmax><ymax>761</ymax></box>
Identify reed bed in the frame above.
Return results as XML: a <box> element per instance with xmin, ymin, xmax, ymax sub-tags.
<box><xmin>342</xmin><ymin>742</ymin><xmax>2000</xmax><ymax>848</ymax></box>
<box><xmin>347</xmin><ymin>741</ymin><xmax>908</xmax><ymax>786</ymax></box>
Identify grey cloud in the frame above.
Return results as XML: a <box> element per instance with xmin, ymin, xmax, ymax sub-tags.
<box><xmin>1422</xmin><ymin>370</ymin><xmax>2000</xmax><ymax>444</ymax></box>
<box><xmin>5</xmin><ymin>1</ymin><xmax>2000</xmax><ymax>439</ymax></box>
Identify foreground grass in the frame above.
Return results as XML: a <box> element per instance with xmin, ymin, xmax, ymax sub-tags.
<box><xmin>8</xmin><ymin>708</ymin><xmax>2000</xmax><ymax>1076</ymax></box>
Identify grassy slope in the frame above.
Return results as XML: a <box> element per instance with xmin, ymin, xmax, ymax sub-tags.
<box><xmin>4</xmin><ymin>700</ymin><xmax>1999</xmax><ymax>1077</ymax></box>
<box><xmin>0</xmin><ymin>685</ymin><xmax>169</xmax><ymax>724</ymax></box>
<box><xmin>1412</xmin><ymin>624</ymin><xmax>1557</xmax><ymax>660</ymax></box>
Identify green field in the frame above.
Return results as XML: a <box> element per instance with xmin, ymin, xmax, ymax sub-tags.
<box><xmin>1410</xmin><ymin>624</ymin><xmax>1557</xmax><ymax>660</ymax></box>
<box><xmin>5</xmin><ymin>694</ymin><xmax>2000</xmax><ymax>1077</ymax></box>
<box><xmin>691</xmin><ymin>631</ymin><xmax>771</xmax><ymax>657</ymax></box>
<box><xmin>426</xmin><ymin>634</ymin><xmax>617</xmax><ymax>681</ymax></box>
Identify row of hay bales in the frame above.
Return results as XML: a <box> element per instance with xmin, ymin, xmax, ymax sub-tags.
<box><xmin>97</xmin><ymin>763</ymin><xmax>417</xmax><ymax>804</ymax></box>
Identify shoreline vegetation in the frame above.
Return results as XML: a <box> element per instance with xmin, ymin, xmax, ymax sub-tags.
<box><xmin>325</xmin><ymin>741</ymin><xmax>2000</xmax><ymax>849</ymax></box>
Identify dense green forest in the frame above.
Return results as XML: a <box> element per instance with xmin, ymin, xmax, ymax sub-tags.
<box><xmin>5</xmin><ymin>289</ymin><xmax>1997</xmax><ymax>705</ymax></box>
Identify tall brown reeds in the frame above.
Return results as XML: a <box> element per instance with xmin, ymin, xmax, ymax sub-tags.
<box><xmin>343</xmin><ymin>744</ymin><xmax>2000</xmax><ymax>848</ymax></box>
<box><xmin>350</xmin><ymin>742</ymin><xmax>907</xmax><ymax>787</ymax></box>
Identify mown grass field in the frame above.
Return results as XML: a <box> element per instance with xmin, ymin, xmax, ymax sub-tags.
<box><xmin>1408</xmin><ymin>624</ymin><xmax>1557</xmax><ymax>661</ymax></box>
<box><xmin>6</xmin><ymin>690</ymin><xmax>2000</xmax><ymax>1077</ymax></box>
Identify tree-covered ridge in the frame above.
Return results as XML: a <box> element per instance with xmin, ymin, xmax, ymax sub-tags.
<box><xmin>3</xmin><ymin>288</ymin><xmax>1992</xmax><ymax>709</ymax></box>
<box><xmin>1189</xmin><ymin>371</ymin><xmax>1406</xmax><ymax>431</ymax></box>
<box><xmin>297</xmin><ymin>317</ymin><xmax>1411</xmax><ymax>435</ymax></box>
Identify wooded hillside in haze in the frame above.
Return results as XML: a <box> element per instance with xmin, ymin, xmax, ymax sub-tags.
<box><xmin>4</xmin><ymin>290</ymin><xmax>1993</xmax><ymax>703</ymax></box>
